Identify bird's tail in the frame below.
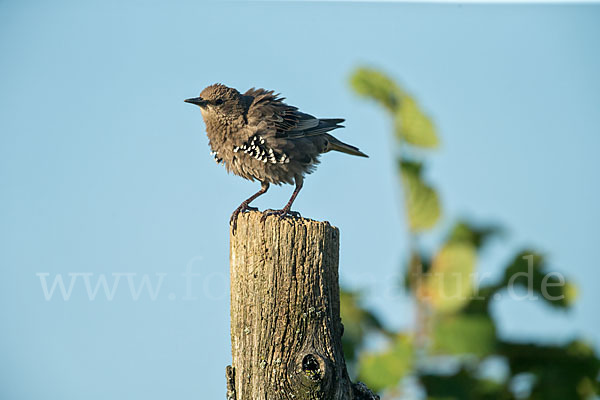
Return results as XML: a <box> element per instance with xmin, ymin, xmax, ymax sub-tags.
<box><xmin>325</xmin><ymin>135</ymin><xmax>369</xmax><ymax>158</ymax></box>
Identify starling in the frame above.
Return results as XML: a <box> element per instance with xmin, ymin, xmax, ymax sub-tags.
<box><xmin>185</xmin><ymin>83</ymin><xmax>368</xmax><ymax>229</ymax></box>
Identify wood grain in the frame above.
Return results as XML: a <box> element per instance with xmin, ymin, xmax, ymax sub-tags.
<box><xmin>228</xmin><ymin>211</ymin><xmax>378</xmax><ymax>400</ymax></box>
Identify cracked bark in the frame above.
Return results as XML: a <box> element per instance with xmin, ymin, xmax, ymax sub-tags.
<box><xmin>227</xmin><ymin>211</ymin><xmax>378</xmax><ymax>400</ymax></box>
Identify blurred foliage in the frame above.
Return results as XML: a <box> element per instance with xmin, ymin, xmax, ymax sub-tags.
<box><xmin>431</xmin><ymin>314</ymin><xmax>496</xmax><ymax>357</ymax></box>
<box><xmin>350</xmin><ymin>67</ymin><xmax>402</xmax><ymax>112</ymax></box>
<box><xmin>351</xmin><ymin>67</ymin><xmax>439</xmax><ymax>149</ymax></box>
<box><xmin>358</xmin><ymin>335</ymin><xmax>414</xmax><ymax>393</ymax></box>
<box><xmin>447</xmin><ymin>220</ymin><xmax>504</xmax><ymax>250</ymax></box>
<box><xmin>498</xmin><ymin>340</ymin><xmax>600</xmax><ymax>400</ymax></box>
<box><xmin>395</xmin><ymin>95</ymin><xmax>439</xmax><ymax>148</ymax></box>
<box><xmin>340</xmin><ymin>289</ymin><xmax>386</xmax><ymax>363</ymax></box>
<box><xmin>420</xmin><ymin>367</ymin><xmax>513</xmax><ymax>400</ymax></box>
<box><xmin>399</xmin><ymin>160</ymin><xmax>441</xmax><ymax>232</ymax></box>
<box><xmin>422</xmin><ymin>242</ymin><xmax>477</xmax><ymax>313</ymax></box>
<box><xmin>345</xmin><ymin>67</ymin><xmax>599</xmax><ymax>399</ymax></box>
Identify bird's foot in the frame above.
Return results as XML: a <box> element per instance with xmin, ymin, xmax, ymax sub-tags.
<box><xmin>230</xmin><ymin>204</ymin><xmax>259</xmax><ymax>232</ymax></box>
<box><xmin>260</xmin><ymin>208</ymin><xmax>301</xmax><ymax>222</ymax></box>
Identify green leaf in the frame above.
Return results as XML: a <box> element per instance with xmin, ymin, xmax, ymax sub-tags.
<box><xmin>399</xmin><ymin>160</ymin><xmax>441</xmax><ymax>232</ymax></box>
<box><xmin>394</xmin><ymin>94</ymin><xmax>439</xmax><ymax>148</ymax></box>
<box><xmin>498</xmin><ymin>340</ymin><xmax>600</xmax><ymax>400</ymax></box>
<box><xmin>349</xmin><ymin>67</ymin><xmax>402</xmax><ymax>113</ymax></box>
<box><xmin>421</xmin><ymin>367</ymin><xmax>511</xmax><ymax>400</ymax></box>
<box><xmin>340</xmin><ymin>289</ymin><xmax>385</xmax><ymax>364</ymax></box>
<box><xmin>502</xmin><ymin>250</ymin><xmax>577</xmax><ymax>309</ymax></box>
<box><xmin>350</xmin><ymin>67</ymin><xmax>440</xmax><ymax>149</ymax></box>
<box><xmin>403</xmin><ymin>250</ymin><xmax>433</xmax><ymax>293</ymax></box>
<box><xmin>447</xmin><ymin>220</ymin><xmax>504</xmax><ymax>250</ymax></box>
<box><xmin>358</xmin><ymin>335</ymin><xmax>414</xmax><ymax>392</ymax></box>
<box><xmin>432</xmin><ymin>314</ymin><xmax>496</xmax><ymax>357</ymax></box>
<box><xmin>423</xmin><ymin>242</ymin><xmax>477</xmax><ymax>313</ymax></box>
<box><xmin>462</xmin><ymin>283</ymin><xmax>503</xmax><ymax>314</ymax></box>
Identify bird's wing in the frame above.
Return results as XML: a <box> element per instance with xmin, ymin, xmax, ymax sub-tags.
<box><xmin>285</xmin><ymin>112</ymin><xmax>345</xmax><ymax>139</ymax></box>
<box><xmin>244</xmin><ymin>88</ymin><xmax>299</xmax><ymax>138</ymax></box>
<box><xmin>243</xmin><ymin>88</ymin><xmax>344</xmax><ymax>140</ymax></box>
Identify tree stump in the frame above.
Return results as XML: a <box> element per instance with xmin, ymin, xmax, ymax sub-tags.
<box><xmin>228</xmin><ymin>211</ymin><xmax>378</xmax><ymax>400</ymax></box>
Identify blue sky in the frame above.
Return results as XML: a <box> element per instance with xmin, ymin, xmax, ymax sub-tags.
<box><xmin>1</xmin><ymin>1</ymin><xmax>599</xmax><ymax>399</ymax></box>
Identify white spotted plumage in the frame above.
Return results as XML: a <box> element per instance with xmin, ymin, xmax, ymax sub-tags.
<box><xmin>234</xmin><ymin>134</ymin><xmax>291</xmax><ymax>167</ymax></box>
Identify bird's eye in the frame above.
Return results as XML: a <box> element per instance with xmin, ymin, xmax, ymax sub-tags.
<box><xmin>214</xmin><ymin>99</ymin><xmax>224</xmax><ymax>106</ymax></box>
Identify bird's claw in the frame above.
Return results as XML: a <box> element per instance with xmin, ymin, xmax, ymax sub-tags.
<box><xmin>260</xmin><ymin>208</ymin><xmax>301</xmax><ymax>222</ymax></box>
<box><xmin>230</xmin><ymin>205</ymin><xmax>259</xmax><ymax>233</ymax></box>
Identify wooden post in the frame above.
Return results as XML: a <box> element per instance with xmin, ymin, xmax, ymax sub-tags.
<box><xmin>227</xmin><ymin>211</ymin><xmax>378</xmax><ymax>400</ymax></box>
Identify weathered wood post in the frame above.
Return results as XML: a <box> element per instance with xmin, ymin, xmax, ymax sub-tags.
<box><xmin>227</xmin><ymin>211</ymin><xmax>378</xmax><ymax>400</ymax></box>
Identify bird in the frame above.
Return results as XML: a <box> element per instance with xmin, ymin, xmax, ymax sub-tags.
<box><xmin>185</xmin><ymin>83</ymin><xmax>368</xmax><ymax>230</ymax></box>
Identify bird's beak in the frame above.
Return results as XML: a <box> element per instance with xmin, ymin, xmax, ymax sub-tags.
<box><xmin>184</xmin><ymin>97</ymin><xmax>207</xmax><ymax>107</ymax></box>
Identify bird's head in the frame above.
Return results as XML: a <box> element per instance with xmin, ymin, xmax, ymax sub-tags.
<box><xmin>185</xmin><ymin>83</ymin><xmax>245</xmax><ymax>123</ymax></box>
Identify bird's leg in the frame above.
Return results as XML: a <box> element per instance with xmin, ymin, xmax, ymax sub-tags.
<box><xmin>262</xmin><ymin>176</ymin><xmax>303</xmax><ymax>221</ymax></box>
<box><xmin>230</xmin><ymin>182</ymin><xmax>270</xmax><ymax>231</ymax></box>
